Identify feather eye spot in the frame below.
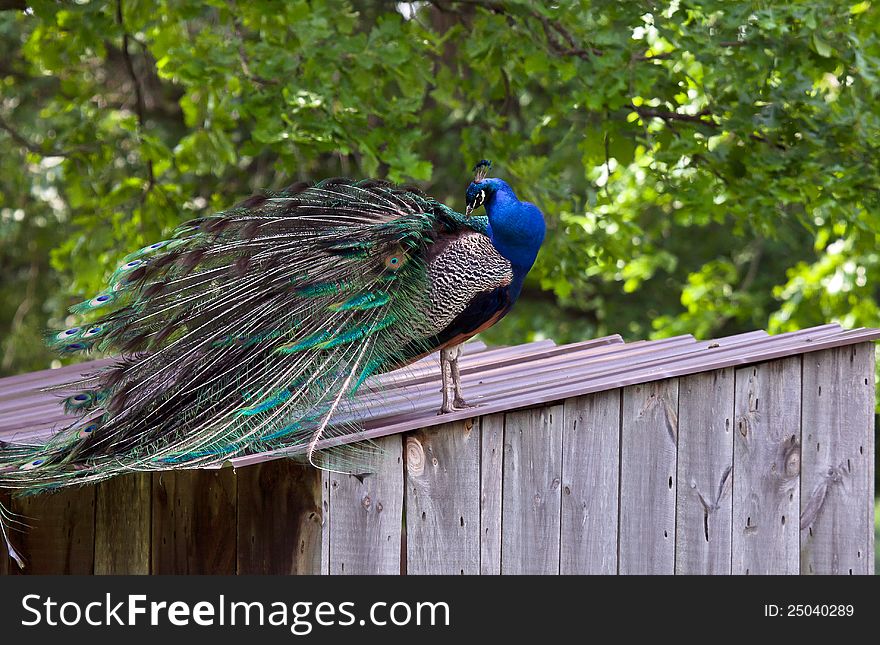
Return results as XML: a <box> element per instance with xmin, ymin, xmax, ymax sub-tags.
<box><xmin>73</xmin><ymin>394</ymin><xmax>89</xmax><ymax>402</ymax></box>
<box><xmin>83</xmin><ymin>293</ymin><xmax>115</xmax><ymax>308</ymax></box>
<box><xmin>79</xmin><ymin>424</ymin><xmax>97</xmax><ymax>438</ymax></box>
<box><xmin>148</xmin><ymin>241</ymin><xmax>168</xmax><ymax>250</ymax></box>
<box><xmin>64</xmin><ymin>342</ymin><xmax>87</xmax><ymax>352</ymax></box>
<box><xmin>384</xmin><ymin>253</ymin><xmax>406</xmax><ymax>270</ymax></box>
<box><xmin>21</xmin><ymin>458</ymin><xmax>45</xmax><ymax>470</ymax></box>
<box><xmin>55</xmin><ymin>327</ymin><xmax>81</xmax><ymax>341</ymax></box>
<box><xmin>83</xmin><ymin>326</ymin><xmax>103</xmax><ymax>338</ymax></box>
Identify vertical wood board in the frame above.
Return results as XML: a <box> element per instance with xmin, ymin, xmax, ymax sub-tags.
<box><xmin>560</xmin><ymin>390</ymin><xmax>621</xmax><ymax>575</ymax></box>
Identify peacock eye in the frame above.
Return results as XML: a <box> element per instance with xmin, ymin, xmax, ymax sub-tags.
<box><xmin>79</xmin><ymin>424</ymin><xmax>97</xmax><ymax>438</ymax></box>
<box><xmin>21</xmin><ymin>458</ymin><xmax>45</xmax><ymax>470</ymax></box>
<box><xmin>384</xmin><ymin>251</ymin><xmax>406</xmax><ymax>270</ymax></box>
<box><xmin>86</xmin><ymin>292</ymin><xmax>115</xmax><ymax>308</ymax></box>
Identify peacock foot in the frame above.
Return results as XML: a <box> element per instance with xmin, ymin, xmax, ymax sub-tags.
<box><xmin>438</xmin><ymin>398</ymin><xmax>479</xmax><ymax>414</ymax></box>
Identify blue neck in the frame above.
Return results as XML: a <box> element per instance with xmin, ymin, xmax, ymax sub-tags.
<box><xmin>482</xmin><ymin>179</ymin><xmax>545</xmax><ymax>293</ymax></box>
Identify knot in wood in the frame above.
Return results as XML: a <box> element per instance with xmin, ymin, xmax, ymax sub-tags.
<box><xmin>782</xmin><ymin>436</ymin><xmax>800</xmax><ymax>472</ymax></box>
<box><xmin>405</xmin><ymin>437</ymin><xmax>425</xmax><ymax>476</ymax></box>
<box><xmin>362</xmin><ymin>494</ymin><xmax>372</xmax><ymax>511</ymax></box>
<box><xmin>784</xmin><ymin>447</ymin><xmax>801</xmax><ymax>478</ymax></box>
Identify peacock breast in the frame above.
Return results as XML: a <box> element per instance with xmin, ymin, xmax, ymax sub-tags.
<box><xmin>418</xmin><ymin>231</ymin><xmax>514</xmax><ymax>339</ymax></box>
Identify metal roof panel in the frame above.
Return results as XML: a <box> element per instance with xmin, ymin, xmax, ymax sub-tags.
<box><xmin>1</xmin><ymin>324</ymin><xmax>877</xmax><ymax>467</ymax></box>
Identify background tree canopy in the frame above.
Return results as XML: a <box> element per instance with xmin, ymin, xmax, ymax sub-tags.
<box><xmin>1</xmin><ymin>0</ymin><xmax>879</xmax><ymax>376</ymax></box>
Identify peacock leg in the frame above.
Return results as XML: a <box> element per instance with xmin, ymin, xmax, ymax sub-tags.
<box><xmin>450</xmin><ymin>344</ymin><xmax>475</xmax><ymax>409</ymax></box>
<box><xmin>439</xmin><ymin>346</ymin><xmax>456</xmax><ymax>414</ymax></box>
<box><xmin>439</xmin><ymin>344</ymin><xmax>475</xmax><ymax>414</ymax></box>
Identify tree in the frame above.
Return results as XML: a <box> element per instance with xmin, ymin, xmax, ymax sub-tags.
<box><xmin>1</xmin><ymin>0</ymin><xmax>878</xmax><ymax>376</ymax></box>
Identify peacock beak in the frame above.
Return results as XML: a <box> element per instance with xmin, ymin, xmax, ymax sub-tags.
<box><xmin>465</xmin><ymin>203</ymin><xmax>474</xmax><ymax>218</ymax></box>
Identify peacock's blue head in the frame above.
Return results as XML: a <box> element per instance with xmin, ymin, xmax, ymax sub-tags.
<box><xmin>465</xmin><ymin>181</ymin><xmax>495</xmax><ymax>217</ymax></box>
<box><xmin>465</xmin><ymin>159</ymin><xmax>498</xmax><ymax>217</ymax></box>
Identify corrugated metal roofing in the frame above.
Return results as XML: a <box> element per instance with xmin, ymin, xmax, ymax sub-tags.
<box><xmin>0</xmin><ymin>323</ymin><xmax>877</xmax><ymax>467</ymax></box>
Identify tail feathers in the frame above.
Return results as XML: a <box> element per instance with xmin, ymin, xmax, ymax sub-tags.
<box><xmin>12</xmin><ymin>179</ymin><xmax>476</xmax><ymax>491</ymax></box>
<box><xmin>0</xmin><ymin>500</ymin><xmax>26</xmax><ymax>569</ymax></box>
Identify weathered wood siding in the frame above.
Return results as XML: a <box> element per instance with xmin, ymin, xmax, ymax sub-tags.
<box><xmin>1</xmin><ymin>345</ymin><xmax>875</xmax><ymax>575</ymax></box>
<box><xmin>732</xmin><ymin>357</ymin><xmax>802</xmax><ymax>574</ymax></box>
<box><xmin>620</xmin><ymin>379</ymin><xmax>679</xmax><ymax>574</ymax></box>
<box><xmin>800</xmin><ymin>344</ymin><xmax>874</xmax><ymax>575</ymax></box>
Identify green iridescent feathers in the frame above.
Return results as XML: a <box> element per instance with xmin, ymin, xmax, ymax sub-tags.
<box><xmin>0</xmin><ymin>179</ymin><xmax>482</xmax><ymax>494</ymax></box>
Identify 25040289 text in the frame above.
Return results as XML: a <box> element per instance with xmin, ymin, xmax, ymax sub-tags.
<box><xmin>764</xmin><ymin>604</ymin><xmax>855</xmax><ymax>617</ymax></box>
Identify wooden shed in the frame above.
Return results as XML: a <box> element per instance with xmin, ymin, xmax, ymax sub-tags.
<box><xmin>0</xmin><ymin>323</ymin><xmax>876</xmax><ymax>575</ymax></box>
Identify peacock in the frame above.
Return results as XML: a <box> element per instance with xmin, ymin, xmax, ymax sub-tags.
<box><xmin>0</xmin><ymin>160</ymin><xmax>545</xmax><ymax>567</ymax></box>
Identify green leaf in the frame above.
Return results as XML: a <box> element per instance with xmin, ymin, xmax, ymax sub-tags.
<box><xmin>811</xmin><ymin>33</ymin><xmax>833</xmax><ymax>58</ymax></box>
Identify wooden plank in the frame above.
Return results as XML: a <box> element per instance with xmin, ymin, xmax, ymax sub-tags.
<box><xmin>801</xmin><ymin>344</ymin><xmax>874</xmax><ymax>575</ymax></box>
<box><xmin>11</xmin><ymin>485</ymin><xmax>96</xmax><ymax>574</ymax></box>
<box><xmin>676</xmin><ymin>369</ymin><xmax>734</xmax><ymax>574</ymax></box>
<box><xmin>321</xmin><ymin>469</ymin><xmax>330</xmax><ymax>575</ymax></box>
<box><xmin>405</xmin><ymin>419</ymin><xmax>480</xmax><ymax>575</ymax></box>
<box><xmin>480</xmin><ymin>413</ymin><xmax>504</xmax><ymax>575</ymax></box>
<box><xmin>560</xmin><ymin>390</ymin><xmax>620</xmax><ymax>574</ymax></box>
<box><xmin>94</xmin><ymin>473</ymin><xmax>151</xmax><ymax>574</ymax></box>
<box><xmin>236</xmin><ymin>459</ymin><xmax>322</xmax><ymax>574</ymax></box>
<box><xmin>151</xmin><ymin>469</ymin><xmax>237</xmax><ymax>574</ymax></box>
<box><xmin>501</xmin><ymin>404</ymin><xmax>563</xmax><ymax>574</ymax></box>
<box><xmin>732</xmin><ymin>358</ymin><xmax>801</xmax><ymax>575</ymax></box>
<box><xmin>619</xmin><ymin>379</ymin><xmax>678</xmax><ymax>574</ymax></box>
<box><xmin>326</xmin><ymin>435</ymin><xmax>404</xmax><ymax>574</ymax></box>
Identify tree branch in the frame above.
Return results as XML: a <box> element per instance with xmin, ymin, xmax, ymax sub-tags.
<box><xmin>115</xmin><ymin>0</ymin><xmax>155</xmax><ymax>195</ymax></box>
<box><xmin>432</xmin><ymin>0</ymin><xmax>603</xmax><ymax>57</ymax></box>
<box><xmin>433</xmin><ymin>1</ymin><xmax>749</xmax><ymax>63</ymax></box>
<box><xmin>432</xmin><ymin>1</ymin><xmax>783</xmax><ymax>153</ymax></box>
<box><xmin>0</xmin><ymin>114</ymin><xmax>83</xmax><ymax>157</ymax></box>
<box><xmin>1</xmin><ymin>260</ymin><xmax>38</xmax><ymax>371</ymax></box>
<box><xmin>632</xmin><ymin>105</ymin><xmax>718</xmax><ymax>127</ymax></box>
<box><xmin>231</xmin><ymin>18</ymin><xmax>279</xmax><ymax>87</ymax></box>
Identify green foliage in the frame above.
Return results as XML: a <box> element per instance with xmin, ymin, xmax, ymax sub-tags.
<box><xmin>1</xmin><ymin>0</ymin><xmax>880</xmax><ymax>375</ymax></box>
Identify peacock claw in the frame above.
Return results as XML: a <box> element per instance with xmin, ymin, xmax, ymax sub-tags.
<box><xmin>438</xmin><ymin>399</ymin><xmax>479</xmax><ymax>414</ymax></box>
